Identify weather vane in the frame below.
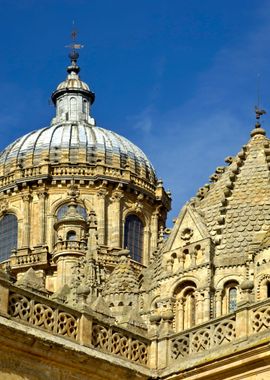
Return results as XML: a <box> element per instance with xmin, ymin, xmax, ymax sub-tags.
<box><xmin>254</xmin><ymin>73</ymin><xmax>266</xmax><ymax>126</ymax></box>
<box><xmin>65</xmin><ymin>22</ymin><xmax>84</xmax><ymax>64</ymax></box>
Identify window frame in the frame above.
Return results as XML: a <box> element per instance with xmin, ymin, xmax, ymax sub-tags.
<box><xmin>0</xmin><ymin>213</ymin><xmax>18</xmax><ymax>262</ymax></box>
<box><xmin>124</xmin><ymin>214</ymin><xmax>144</xmax><ymax>263</ymax></box>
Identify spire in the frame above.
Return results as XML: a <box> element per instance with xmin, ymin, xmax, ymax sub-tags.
<box><xmin>250</xmin><ymin>106</ymin><xmax>266</xmax><ymax>137</ymax></box>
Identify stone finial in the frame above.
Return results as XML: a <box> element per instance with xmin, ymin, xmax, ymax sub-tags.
<box><xmin>250</xmin><ymin>106</ymin><xmax>266</xmax><ymax>137</ymax></box>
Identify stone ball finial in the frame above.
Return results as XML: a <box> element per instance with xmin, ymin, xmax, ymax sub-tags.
<box><xmin>240</xmin><ymin>280</ymin><xmax>254</xmax><ymax>291</ymax></box>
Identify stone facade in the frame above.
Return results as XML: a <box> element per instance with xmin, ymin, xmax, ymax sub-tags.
<box><xmin>1</xmin><ymin>51</ymin><xmax>270</xmax><ymax>379</ymax></box>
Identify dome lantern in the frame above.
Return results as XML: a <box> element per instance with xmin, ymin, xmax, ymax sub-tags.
<box><xmin>51</xmin><ymin>33</ymin><xmax>95</xmax><ymax>125</ymax></box>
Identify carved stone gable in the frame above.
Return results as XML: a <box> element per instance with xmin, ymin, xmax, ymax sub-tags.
<box><xmin>165</xmin><ymin>204</ymin><xmax>210</xmax><ymax>251</ymax></box>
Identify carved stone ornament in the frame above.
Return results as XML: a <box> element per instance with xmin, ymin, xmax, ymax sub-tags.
<box><xmin>0</xmin><ymin>198</ymin><xmax>8</xmax><ymax>215</ymax></box>
<box><xmin>67</xmin><ymin>182</ymin><xmax>80</xmax><ymax>201</ymax></box>
<box><xmin>180</xmin><ymin>227</ymin><xmax>194</xmax><ymax>241</ymax></box>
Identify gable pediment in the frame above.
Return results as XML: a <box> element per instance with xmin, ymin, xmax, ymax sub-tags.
<box><xmin>165</xmin><ymin>203</ymin><xmax>210</xmax><ymax>251</ymax></box>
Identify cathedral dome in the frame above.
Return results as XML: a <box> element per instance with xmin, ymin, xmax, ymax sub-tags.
<box><xmin>0</xmin><ymin>123</ymin><xmax>156</xmax><ymax>182</ymax></box>
<box><xmin>0</xmin><ymin>49</ymin><xmax>157</xmax><ymax>187</ymax></box>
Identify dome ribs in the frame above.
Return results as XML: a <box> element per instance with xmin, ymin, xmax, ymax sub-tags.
<box><xmin>0</xmin><ymin>123</ymin><xmax>157</xmax><ymax>193</ymax></box>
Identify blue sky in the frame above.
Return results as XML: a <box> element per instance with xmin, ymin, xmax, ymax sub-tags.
<box><xmin>0</xmin><ymin>0</ymin><xmax>269</xmax><ymax>224</ymax></box>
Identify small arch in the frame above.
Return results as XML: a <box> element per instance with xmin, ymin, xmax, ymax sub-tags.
<box><xmin>171</xmin><ymin>252</ymin><xmax>177</xmax><ymax>259</ymax></box>
<box><xmin>66</xmin><ymin>230</ymin><xmax>76</xmax><ymax>241</ymax></box>
<box><xmin>118</xmin><ymin>302</ymin><xmax>124</xmax><ymax>306</ymax></box>
<box><xmin>257</xmin><ymin>275</ymin><xmax>270</xmax><ymax>300</ymax></box>
<box><xmin>173</xmin><ymin>280</ymin><xmax>197</xmax><ymax>332</ymax></box>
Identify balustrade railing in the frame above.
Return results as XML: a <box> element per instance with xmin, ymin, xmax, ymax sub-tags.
<box><xmin>92</xmin><ymin>322</ymin><xmax>148</xmax><ymax>365</ymax></box>
<box><xmin>2</xmin><ymin>277</ymin><xmax>270</xmax><ymax>370</ymax></box>
<box><xmin>169</xmin><ymin>297</ymin><xmax>270</xmax><ymax>364</ymax></box>
<box><xmin>54</xmin><ymin>240</ymin><xmax>87</xmax><ymax>252</ymax></box>
<box><xmin>0</xmin><ymin>280</ymin><xmax>150</xmax><ymax>367</ymax></box>
<box><xmin>171</xmin><ymin>315</ymin><xmax>236</xmax><ymax>359</ymax></box>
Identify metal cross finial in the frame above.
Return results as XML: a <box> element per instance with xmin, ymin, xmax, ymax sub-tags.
<box><xmin>255</xmin><ymin>106</ymin><xmax>266</xmax><ymax>120</ymax></box>
<box><xmin>65</xmin><ymin>23</ymin><xmax>84</xmax><ymax>67</ymax></box>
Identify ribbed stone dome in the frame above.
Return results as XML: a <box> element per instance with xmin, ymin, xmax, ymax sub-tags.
<box><xmin>0</xmin><ymin>123</ymin><xmax>156</xmax><ymax>182</ymax></box>
<box><xmin>56</xmin><ymin>75</ymin><xmax>90</xmax><ymax>91</ymax></box>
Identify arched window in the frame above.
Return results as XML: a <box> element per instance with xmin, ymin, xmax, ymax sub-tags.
<box><xmin>228</xmin><ymin>288</ymin><xmax>237</xmax><ymax>313</ymax></box>
<box><xmin>70</xmin><ymin>97</ymin><xmax>77</xmax><ymax>119</ymax></box>
<box><xmin>58</xmin><ymin>99</ymin><xmax>64</xmax><ymax>116</ymax></box>
<box><xmin>173</xmin><ymin>280</ymin><xmax>197</xmax><ymax>332</ymax></box>
<box><xmin>0</xmin><ymin>214</ymin><xmax>18</xmax><ymax>262</ymax></box>
<box><xmin>124</xmin><ymin>214</ymin><xmax>144</xmax><ymax>262</ymax></box>
<box><xmin>222</xmin><ymin>281</ymin><xmax>238</xmax><ymax>314</ymax></box>
<box><xmin>66</xmin><ymin>231</ymin><xmax>76</xmax><ymax>241</ymax></box>
<box><xmin>57</xmin><ymin>205</ymin><xmax>87</xmax><ymax>221</ymax></box>
<box><xmin>83</xmin><ymin>99</ymin><xmax>88</xmax><ymax>115</ymax></box>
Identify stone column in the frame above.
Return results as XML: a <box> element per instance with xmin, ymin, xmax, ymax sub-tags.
<box><xmin>150</xmin><ymin>210</ymin><xmax>159</xmax><ymax>253</ymax></box>
<box><xmin>97</xmin><ymin>188</ymin><xmax>108</xmax><ymax>246</ymax></box>
<box><xmin>203</xmin><ymin>289</ymin><xmax>211</xmax><ymax>322</ymax></box>
<box><xmin>37</xmin><ymin>190</ymin><xmax>48</xmax><ymax>245</ymax></box>
<box><xmin>144</xmin><ymin>225</ymin><xmax>151</xmax><ymax>265</ymax></box>
<box><xmin>215</xmin><ymin>289</ymin><xmax>223</xmax><ymax>318</ymax></box>
<box><xmin>47</xmin><ymin>213</ymin><xmax>55</xmax><ymax>253</ymax></box>
<box><xmin>110</xmin><ymin>190</ymin><xmax>124</xmax><ymax>248</ymax></box>
<box><xmin>22</xmin><ymin>194</ymin><xmax>32</xmax><ymax>248</ymax></box>
<box><xmin>176</xmin><ymin>298</ymin><xmax>184</xmax><ymax>332</ymax></box>
<box><xmin>195</xmin><ymin>291</ymin><xmax>204</xmax><ymax>325</ymax></box>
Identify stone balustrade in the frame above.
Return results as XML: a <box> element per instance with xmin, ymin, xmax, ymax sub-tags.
<box><xmin>0</xmin><ymin>278</ymin><xmax>150</xmax><ymax>367</ymax></box>
<box><xmin>53</xmin><ymin>239</ymin><xmax>88</xmax><ymax>253</ymax></box>
<box><xmin>9</xmin><ymin>248</ymin><xmax>48</xmax><ymax>270</ymax></box>
<box><xmin>0</xmin><ymin>162</ymin><xmax>157</xmax><ymax>195</ymax></box>
<box><xmin>1</xmin><ymin>275</ymin><xmax>270</xmax><ymax>371</ymax></box>
<box><xmin>161</xmin><ymin>297</ymin><xmax>270</xmax><ymax>369</ymax></box>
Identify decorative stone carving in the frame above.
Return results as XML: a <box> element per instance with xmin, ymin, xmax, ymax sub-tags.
<box><xmin>67</xmin><ymin>181</ymin><xmax>80</xmax><ymax>201</ymax></box>
<box><xmin>8</xmin><ymin>291</ymin><xmax>78</xmax><ymax>339</ymax></box>
<box><xmin>91</xmin><ymin>323</ymin><xmax>148</xmax><ymax>365</ymax></box>
<box><xmin>180</xmin><ymin>227</ymin><xmax>193</xmax><ymax>241</ymax></box>
<box><xmin>0</xmin><ymin>197</ymin><xmax>8</xmax><ymax>216</ymax></box>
